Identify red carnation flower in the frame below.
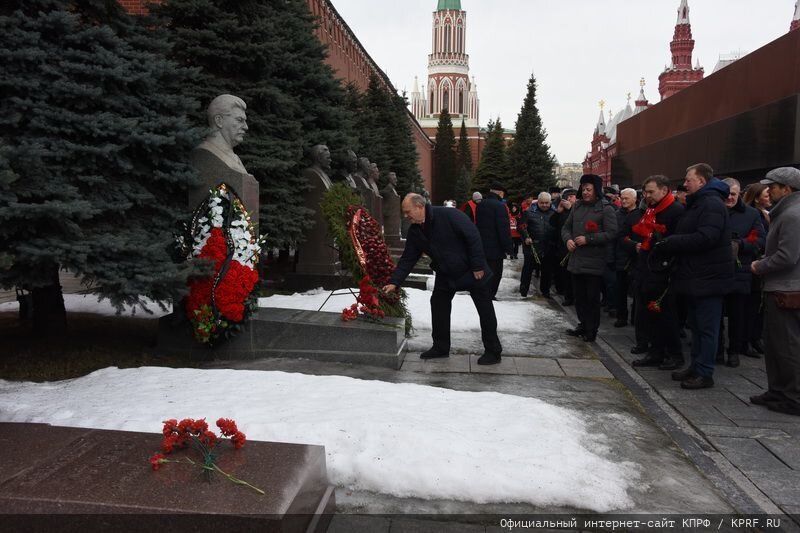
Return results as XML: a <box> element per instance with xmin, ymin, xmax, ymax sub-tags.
<box><xmin>647</xmin><ymin>301</ymin><xmax>662</xmax><ymax>313</ymax></box>
<box><xmin>231</xmin><ymin>431</ymin><xmax>247</xmax><ymax>449</ymax></box>
<box><xmin>216</xmin><ymin>418</ymin><xmax>239</xmax><ymax>437</ymax></box>
<box><xmin>585</xmin><ymin>220</ymin><xmax>599</xmax><ymax>233</ymax></box>
<box><xmin>150</xmin><ymin>452</ymin><xmax>167</xmax><ymax>471</ymax></box>
<box><xmin>745</xmin><ymin>230</ymin><xmax>759</xmax><ymax>243</ymax></box>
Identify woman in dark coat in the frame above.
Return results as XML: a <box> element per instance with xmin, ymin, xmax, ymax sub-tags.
<box><xmin>719</xmin><ymin>179</ymin><xmax>766</xmax><ymax>367</ymax></box>
<box><xmin>742</xmin><ymin>182</ymin><xmax>772</xmax><ymax>355</ymax></box>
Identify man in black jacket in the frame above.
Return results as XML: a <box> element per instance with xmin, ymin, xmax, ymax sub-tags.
<box><xmin>519</xmin><ymin>192</ymin><xmax>557</xmax><ymax>298</ymax></box>
<box><xmin>656</xmin><ymin>163</ymin><xmax>733</xmax><ymax>389</ymax></box>
<box><xmin>476</xmin><ymin>181</ymin><xmax>513</xmax><ymax>299</ymax></box>
<box><xmin>384</xmin><ymin>193</ymin><xmax>503</xmax><ymax>365</ymax></box>
<box><xmin>629</xmin><ymin>175</ymin><xmax>685</xmax><ymax>370</ymax></box>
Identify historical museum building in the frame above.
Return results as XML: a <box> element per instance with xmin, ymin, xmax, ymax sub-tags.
<box><xmin>585</xmin><ymin>0</ymin><xmax>800</xmax><ymax>186</ymax></box>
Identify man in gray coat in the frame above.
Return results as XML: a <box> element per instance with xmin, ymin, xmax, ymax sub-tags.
<box><xmin>562</xmin><ymin>174</ymin><xmax>618</xmax><ymax>342</ymax></box>
<box><xmin>751</xmin><ymin>167</ymin><xmax>800</xmax><ymax>416</ymax></box>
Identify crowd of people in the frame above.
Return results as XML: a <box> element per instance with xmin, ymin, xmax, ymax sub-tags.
<box><xmin>450</xmin><ymin>165</ymin><xmax>800</xmax><ymax>414</ymax></box>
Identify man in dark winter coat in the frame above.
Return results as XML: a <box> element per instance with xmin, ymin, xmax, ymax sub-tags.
<box><xmin>751</xmin><ymin>167</ymin><xmax>800</xmax><ymax>416</ymax></box>
<box><xmin>519</xmin><ymin>192</ymin><xmax>557</xmax><ymax>298</ymax></box>
<box><xmin>551</xmin><ymin>188</ymin><xmax>577</xmax><ymax>305</ymax></box>
<box><xmin>719</xmin><ymin>178</ymin><xmax>765</xmax><ymax>368</ymax></box>
<box><xmin>384</xmin><ymin>193</ymin><xmax>503</xmax><ymax>365</ymax></box>
<box><xmin>656</xmin><ymin>163</ymin><xmax>733</xmax><ymax>389</ymax></box>
<box><xmin>628</xmin><ymin>175</ymin><xmax>685</xmax><ymax>370</ymax></box>
<box><xmin>476</xmin><ymin>182</ymin><xmax>512</xmax><ymax>299</ymax></box>
<box><xmin>561</xmin><ymin>174</ymin><xmax>618</xmax><ymax>342</ymax></box>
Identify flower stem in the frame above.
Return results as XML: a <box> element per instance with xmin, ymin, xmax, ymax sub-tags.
<box><xmin>211</xmin><ymin>463</ymin><xmax>266</xmax><ymax>495</ymax></box>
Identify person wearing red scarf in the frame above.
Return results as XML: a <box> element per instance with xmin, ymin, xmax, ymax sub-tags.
<box><xmin>629</xmin><ymin>175</ymin><xmax>685</xmax><ymax>370</ymax></box>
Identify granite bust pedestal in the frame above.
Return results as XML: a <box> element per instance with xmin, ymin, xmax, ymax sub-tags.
<box><xmin>382</xmin><ymin>172</ymin><xmax>401</xmax><ymax>247</ymax></box>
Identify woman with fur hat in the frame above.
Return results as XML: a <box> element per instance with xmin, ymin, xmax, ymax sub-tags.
<box><xmin>561</xmin><ymin>174</ymin><xmax>618</xmax><ymax>342</ymax></box>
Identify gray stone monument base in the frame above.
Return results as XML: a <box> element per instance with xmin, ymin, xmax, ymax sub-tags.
<box><xmin>0</xmin><ymin>423</ymin><xmax>334</xmax><ymax>532</ymax></box>
<box><xmin>282</xmin><ymin>271</ymin><xmax>351</xmax><ymax>293</ymax></box>
<box><xmin>157</xmin><ymin>308</ymin><xmax>407</xmax><ymax>370</ymax></box>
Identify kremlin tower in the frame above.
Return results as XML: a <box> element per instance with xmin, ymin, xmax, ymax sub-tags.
<box><xmin>658</xmin><ymin>0</ymin><xmax>704</xmax><ymax>100</ymax></box>
<box><xmin>410</xmin><ymin>1</ymin><xmax>484</xmax><ymax>169</ymax></box>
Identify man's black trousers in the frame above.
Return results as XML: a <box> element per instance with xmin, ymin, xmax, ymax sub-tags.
<box><xmin>431</xmin><ymin>275</ymin><xmax>502</xmax><ymax>354</ymax></box>
<box><xmin>572</xmin><ymin>273</ymin><xmax>603</xmax><ymax>336</ymax></box>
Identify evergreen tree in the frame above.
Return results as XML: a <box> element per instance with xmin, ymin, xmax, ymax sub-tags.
<box><xmin>508</xmin><ymin>74</ymin><xmax>557</xmax><ymax>200</ymax></box>
<box><xmin>346</xmin><ymin>75</ymin><xmax>421</xmax><ymax>197</ymax></box>
<box><xmin>0</xmin><ymin>0</ymin><xmax>202</xmax><ymax>334</ymax></box>
<box><xmin>453</xmin><ymin>119</ymin><xmax>473</xmax><ymax>204</ymax></box>
<box><xmin>151</xmin><ymin>0</ymin><xmax>357</xmax><ymax>249</ymax></box>
<box><xmin>472</xmin><ymin>119</ymin><xmax>509</xmax><ymax>193</ymax></box>
<box><xmin>432</xmin><ymin>108</ymin><xmax>457</xmax><ymax>204</ymax></box>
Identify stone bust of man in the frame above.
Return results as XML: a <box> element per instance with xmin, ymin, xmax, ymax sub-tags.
<box><xmin>367</xmin><ymin>162</ymin><xmax>382</xmax><ymax>196</ymax></box>
<box><xmin>306</xmin><ymin>144</ymin><xmax>333</xmax><ymax>188</ymax></box>
<box><xmin>196</xmin><ymin>94</ymin><xmax>249</xmax><ymax>175</ymax></box>
<box><xmin>383</xmin><ymin>172</ymin><xmax>399</xmax><ymax>196</ymax></box>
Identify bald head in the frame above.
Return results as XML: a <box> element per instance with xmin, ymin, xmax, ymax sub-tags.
<box><xmin>402</xmin><ymin>193</ymin><xmax>427</xmax><ymax>224</ymax></box>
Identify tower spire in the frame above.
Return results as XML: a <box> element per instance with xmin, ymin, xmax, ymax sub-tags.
<box><xmin>792</xmin><ymin>0</ymin><xmax>800</xmax><ymax>31</ymax></box>
<box><xmin>658</xmin><ymin>0</ymin><xmax>704</xmax><ymax>100</ymax></box>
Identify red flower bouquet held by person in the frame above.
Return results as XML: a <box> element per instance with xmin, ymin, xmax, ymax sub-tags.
<box><xmin>584</xmin><ymin>220</ymin><xmax>599</xmax><ymax>233</ymax></box>
<box><xmin>148</xmin><ymin>417</ymin><xmax>263</xmax><ymax>495</ymax></box>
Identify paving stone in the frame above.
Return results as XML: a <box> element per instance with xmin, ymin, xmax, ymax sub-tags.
<box><xmin>746</xmin><ymin>471</ymin><xmax>800</xmax><ymax>506</ymax></box>
<box><xmin>389</xmin><ymin>517</ymin><xmax>486</xmax><ymax>532</ymax></box>
<box><xmin>557</xmin><ymin>358</ymin><xmax>613</xmax><ymax>379</ymax></box>
<box><xmin>708</xmin><ymin>437</ymin><xmax>791</xmax><ymax>473</ymax></box>
<box><xmin>758</xmin><ymin>436</ymin><xmax>800</xmax><ymax>470</ymax></box>
<box><xmin>698</xmin><ymin>425</ymin><xmax>791</xmax><ymax>439</ymax></box>
<box><xmin>515</xmin><ymin>357</ymin><xmax>565</xmax><ymax>377</ymax></box>
<box><xmin>400</xmin><ymin>354</ymin><xmax>471</xmax><ymax>374</ymax></box>
<box><xmin>328</xmin><ymin>515</ymin><xmax>391</xmax><ymax>533</ymax></box>
<box><xmin>714</xmin><ymin>402</ymin><xmax>800</xmax><ymax>424</ymax></box>
<box><xmin>468</xmin><ymin>355</ymin><xmax>517</xmax><ymax>375</ymax></box>
<box><xmin>668</xmin><ymin>402</ymin><xmax>735</xmax><ymax>427</ymax></box>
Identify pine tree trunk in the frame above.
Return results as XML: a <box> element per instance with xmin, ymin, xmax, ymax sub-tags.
<box><xmin>31</xmin><ymin>263</ymin><xmax>67</xmax><ymax>337</ymax></box>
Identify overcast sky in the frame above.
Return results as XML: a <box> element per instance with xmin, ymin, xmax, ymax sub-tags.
<box><xmin>330</xmin><ymin>0</ymin><xmax>795</xmax><ymax>164</ymax></box>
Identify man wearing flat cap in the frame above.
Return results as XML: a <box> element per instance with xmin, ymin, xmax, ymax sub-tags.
<box><xmin>476</xmin><ymin>180</ymin><xmax>513</xmax><ymax>301</ymax></box>
<box><xmin>751</xmin><ymin>167</ymin><xmax>800</xmax><ymax>416</ymax></box>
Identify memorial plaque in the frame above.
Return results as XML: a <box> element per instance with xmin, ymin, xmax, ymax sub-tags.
<box><xmin>0</xmin><ymin>423</ymin><xmax>334</xmax><ymax>532</ymax></box>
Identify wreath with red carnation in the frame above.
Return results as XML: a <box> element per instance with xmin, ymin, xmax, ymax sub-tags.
<box><xmin>178</xmin><ymin>183</ymin><xmax>264</xmax><ymax>346</ymax></box>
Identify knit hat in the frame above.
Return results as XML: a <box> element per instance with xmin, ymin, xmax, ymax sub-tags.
<box><xmin>579</xmin><ymin>174</ymin><xmax>604</xmax><ymax>197</ymax></box>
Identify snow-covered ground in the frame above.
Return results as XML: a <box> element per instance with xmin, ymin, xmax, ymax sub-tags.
<box><xmin>0</xmin><ymin>367</ymin><xmax>641</xmax><ymax>512</ymax></box>
<box><xmin>0</xmin><ymin>294</ymin><xmax>171</xmax><ymax>317</ymax></box>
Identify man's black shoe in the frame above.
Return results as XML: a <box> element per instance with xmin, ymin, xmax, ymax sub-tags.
<box><xmin>565</xmin><ymin>327</ymin><xmax>586</xmax><ymax>337</ymax></box>
<box><xmin>672</xmin><ymin>367</ymin><xmax>695</xmax><ymax>381</ymax></box>
<box><xmin>477</xmin><ymin>352</ymin><xmax>501</xmax><ymax>365</ymax></box>
<box><xmin>632</xmin><ymin>354</ymin><xmax>663</xmax><ymax>367</ymax></box>
<box><xmin>681</xmin><ymin>375</ymin><xmax>714</xmax><ymax>390</ymax></box>
<box><xmin>750</xmin><ymin>390</ymin><xmax>786</xmax><ymax>406</ymax></box>
<box><xmin>743</xmin><ymin>348</ymin><xmax>761</xmax><ymax>359</ymax></box>
<box><xmin>420</xmin><ymin>348</ymin><xmax>449</xmax><ymax>360</ymax></box>
<box><xmin>726</xmin><ymin>352</ymin><xmax>740</xmax><ymax>368</ymax></box>
<box><xmin>613</xmin><ymin>319</ymin><xmax>628</xmax><ymax>328</ymax></box>
<box><xmin>750</xmin><ymin>339</ymin><xmax>765</xmax><ymax>354</ymax></box>
<box><xmin>581</xmin><ymin>333</ymin><xmax>597</xmax><ymax>343</ymax></box>
<box><xmin>520</xmin><ymin>292</ymin><xmax>528</xmax><ymax>298</ymax></box>
<box><xmin>766</xmin><ymin>400</ymin><xmax>800</xmax><ymax>416</ymax></box>
<box><xmin>658</xmin><ymin>356</ymin><xmax>684</xmax><ymax>371</ymax></box>
<box><xmin>630</xmin><ymin>345</ymin><xmax>649</xmax><ymax>355</ymax></box>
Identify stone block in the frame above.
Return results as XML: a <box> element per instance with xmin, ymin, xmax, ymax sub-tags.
<box><xmin>708</xmin><ymin>436</ymin><xmax>791</xmax><ymax>473</ymax></box>
<box><xmin>697</xmin><ymin>425</ymin><xmax>791</xmax><ymax>439</ymax></box>
<box><xmin>746</xmin><ymin>471</ymin><xmax>800</xmax><ymax>506</ymax></box>
<box><xmin>468</xmin><ymin>355</ymin><xmax>517</xmax><ymax>375</ymax></box>
<box><xmin>557</xmin><ymin>359</ymin><xmax>614</xmax><ymax>379</ymax></box>
<box><xmin>157</xmin><ymin>308</ymin><xmax>407</xmax><ymax>370</ymax></box>
<box><xmin>515</xmin><ymin>358</ymin><xmax>565</xmax><ymax>377</ymax></box>
<box><xmin>0</xmin><ymin>423</ymin><xmax>334</xmax><ymax>532</ymax></box>
<box><xmin>759</xmin><ymin>436</ymin><xmax>800</xmax><ymax>470</ymax></box>
<box><xmin>401</xmin><ymin>355</ymin><xmax>470</xmax><ymax>374</ymax></box>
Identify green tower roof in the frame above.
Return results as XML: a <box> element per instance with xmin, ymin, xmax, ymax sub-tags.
<box><xmin>437</xmin><ymin>0</ymin><xmax>462</xmax><ymax>11</ymax></box>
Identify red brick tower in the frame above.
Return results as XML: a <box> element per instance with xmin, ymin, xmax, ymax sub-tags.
<box><xmin>658</xmin><ymin>0</ymin><xmax>704</xmax><ymax>100</ymax></box>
